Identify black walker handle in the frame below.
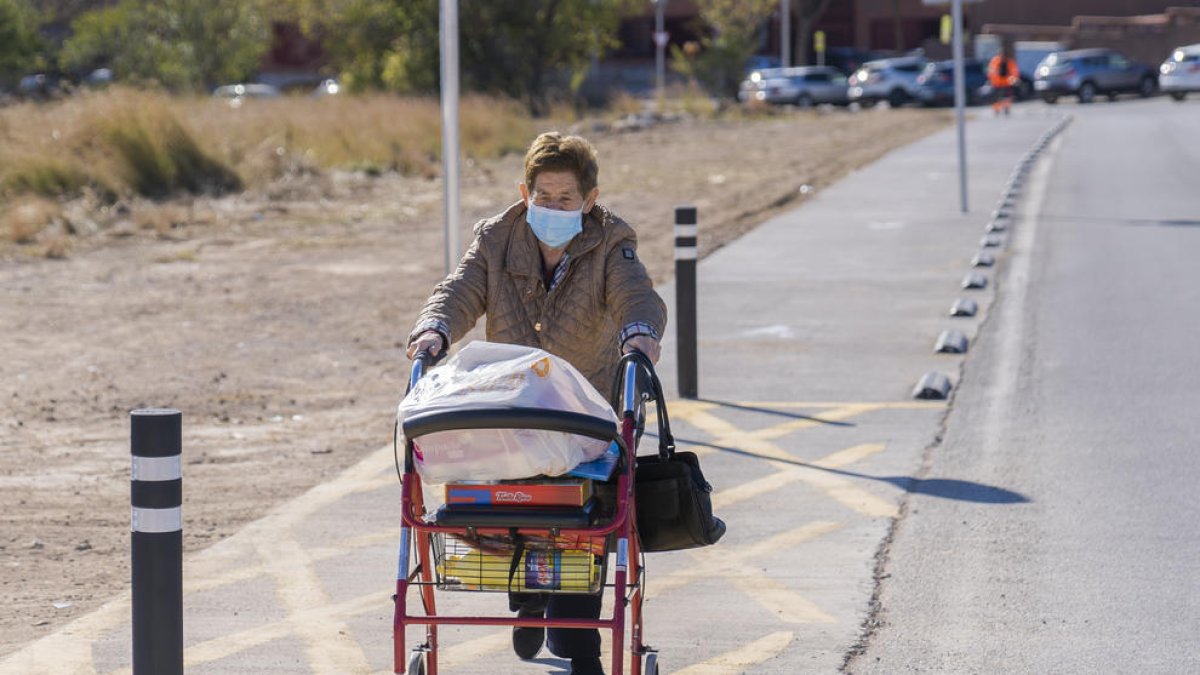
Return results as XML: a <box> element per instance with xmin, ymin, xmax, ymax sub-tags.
<box><xmin>614</xmin><ymin>351</ymin><xmax>675</xmax><ymax>460</ymax></box>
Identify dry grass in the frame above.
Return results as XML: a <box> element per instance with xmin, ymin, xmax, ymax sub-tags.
<box><xmin>0</xmin><ymin>88</ymin><xmax>539</xmax><ymax>204</ymax></box>
<box><xmin>2</xmin><ymin>196</ymin><xmax>62</xmax><ymax>244</ymax></box>
<box><xmin>0</xmin><ymin>86</ymin><xmax>789</xmax><ymax>210</ymax></box>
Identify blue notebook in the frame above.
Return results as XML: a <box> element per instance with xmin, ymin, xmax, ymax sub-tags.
<box><xmin>567</xmin><ymin>441</ymin><xmax>620</xmax><ymax>481</ymax></box>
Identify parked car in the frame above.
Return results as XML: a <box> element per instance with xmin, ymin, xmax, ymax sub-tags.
<box><xmin>738</xmin><ymin>66</ymin><xmax>849</xmax><ymax>107</ymax></box>
<box><xmin>1033</xmin><ymin>48</ymin><xmax>1157</xmax><ymax>103</ymax></box>
<box><xmin>1159</xmin><ymin>44</ymin><xmax>1200</xmax><ymax>101</ymax></box>
<box><xmin>914</xmin><ymin>59</ymin><xmax>990</xmax><ymax>106</ymax></box>
<box><xmin>17</xmin><ymin>73</ymin><xmax>61</xmax><ymax>99</ymax></box>
<box><xmin>1012</xmin><ymin>41</ymin><xmax>1065</xmax><ymax>99</ymax></box>
<box><xmin>312</xmin><ymin>78</ymin><xmax>341</xmax><ymax>97</ymax></box>
<box><xmin>847</xmin><ymin>56</ymin><xmax>927</xmax><ymax>107</ymax></box>
<box><xmin>212</xmin><ymin>83</ymin><xmax>282</xmax><ymax>107</ymax></box>
<box><xmin>744</xmin><ymin>55</ymin><xmax>782</xmax><ymax>75</ymax></box>
<box><xmin>823</xmin><ymin>47</ymin><xmax>891</xmax><ymax>76</ymax></box>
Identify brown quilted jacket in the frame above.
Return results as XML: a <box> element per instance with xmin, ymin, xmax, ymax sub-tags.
<box><xmin>409</xmin><ymin>200</ymin><xmax>667</xmax><ymax>395</ymax></box>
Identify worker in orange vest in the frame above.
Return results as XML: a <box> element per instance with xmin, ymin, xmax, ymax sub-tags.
<box><xmin>988</xmin><ymin>46</ymin><xmax>1020</xmax><ymax>116</ymax></box>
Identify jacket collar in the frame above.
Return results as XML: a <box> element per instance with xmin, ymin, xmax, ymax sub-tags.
<box><xmin>504</xmin><ymin>200</ymin><xmax>606</xmax><ymax>278</ymax></box>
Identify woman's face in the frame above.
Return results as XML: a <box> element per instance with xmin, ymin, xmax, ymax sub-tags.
<box><xmin>521</xmin><ymin>170</ymin><xmax>598</xmax><ymax>213</ymax></box>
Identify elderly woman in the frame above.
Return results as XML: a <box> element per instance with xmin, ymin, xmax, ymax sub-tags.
<box><xmin>406</xmin><ymin>132</ymin><xmax>665</xmax><ymax>675</ymax></box>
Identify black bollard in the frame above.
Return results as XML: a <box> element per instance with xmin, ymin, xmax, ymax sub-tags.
<box><xmin>675</xmin><ymin>206</ymin><xmax>698</xmax><ymax>399</ymax></box>
<box><xmin>131</xmin><ymin>408</ymin><xmax>183</xmax><ymax>675</ymax></box>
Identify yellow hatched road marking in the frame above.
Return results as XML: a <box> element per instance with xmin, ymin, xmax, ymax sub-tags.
<box><xmin>733</xmin><ymin>574</ymin><xmax>836</xmax><ymax>624</ymax></box>
<box><xmin>713</xmin><ymin>443</ymin><xmax>886</xmax><ymax>510</ymax></box>
<box><xmin>650</xmin><ymin>521</ymin><xmax>843</xmax><ymax>600</ymax></box>
<box><xmin>678</xmin><ymin>405</ymin><xmax>898</xmax><ymax>518</ymax></box>
<box><xmin>672</xmin><ymin>631</ymin><xmax>795</xmax><ymax>674</ymax></box>
<box><xmin>744</xmin><ymin>404</ymin><xmax>877</xmax><ymax>441</ymax></box>
<box><xmin>717</xmin><ymin>401</ymin><xmax>943</xmax><ymax>409</ymax></box>
<box><xmin>104</xmin><ymin>593</ymin><xmax>382</xmax><ymax>675</ymax></box>
<box><xmin>3</xmin><ymin>400</ymin><xmax>923</xmax><ymax>673</ymax></box>
<box><xmin>435</xmin><ymin>630</ymin><xmax>513</xmax><ymax>671</ymax></box>
<box><xmin>251</xmin><ymin>534</ymin><xmax>374</xmax><ymax>673</ymax></box>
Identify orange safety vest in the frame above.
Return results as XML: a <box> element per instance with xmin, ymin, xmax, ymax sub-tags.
<box><xmin>988</xmin><ymin>55</ymin><xmax>1020</xmax><ymax>87</ymax></box>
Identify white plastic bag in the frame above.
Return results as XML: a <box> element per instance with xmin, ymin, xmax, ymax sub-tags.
<box><xmin>398</xmin><ymin>341</ymin><xmax>617</xmax><ymax>483</ymax></box>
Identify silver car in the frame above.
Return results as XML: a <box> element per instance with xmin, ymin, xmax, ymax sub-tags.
<box><xmin>1160</xmin><ymin>44</ymin><xmax>1200</xmax><ymax>101</ymax></box>
<box><xmin>739</xmin><ymin>66</ymin><xmax>849</xmax><ymax>107</ymax></box>
<box><xmin>1033</xmin><ymin>48</ymin><xmax>1157</xmax><ymax>103</ymax></box>
<box><xmin>847</xmin><ymin>56</ymin><xmax>928</xmax><ymax>107</ymax></box>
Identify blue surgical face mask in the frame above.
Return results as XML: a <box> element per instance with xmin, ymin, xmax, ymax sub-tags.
<box><xmin>526</xmin><ymin>201</ymin><xmax>583</xmax><ymax>249</ymax></box>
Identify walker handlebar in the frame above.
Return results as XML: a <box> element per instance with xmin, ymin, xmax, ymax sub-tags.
<box><xmin>401</xmin><ymin>407</ymin><xmax>628</xmax><ymax>455</ymax></box>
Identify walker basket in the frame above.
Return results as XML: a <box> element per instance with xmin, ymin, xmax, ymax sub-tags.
<box><xmin>431</xmin><ymin>531</ymin><xmax>606</xmax><ymax>594</ymax></box>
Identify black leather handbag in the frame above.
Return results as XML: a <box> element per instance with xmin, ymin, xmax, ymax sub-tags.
<box><xmin>616</xmin><ymin>352</ymin><xmax>726</xmax><ymax>553</ymax></box>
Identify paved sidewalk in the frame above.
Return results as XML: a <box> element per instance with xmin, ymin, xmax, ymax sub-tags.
<box><xmin>1</xmin><ymin>108</ymin><xmax>1066</xmax><ymax>675</ymax></box>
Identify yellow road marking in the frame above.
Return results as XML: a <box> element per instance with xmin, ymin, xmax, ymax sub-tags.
<box><xmin>4</xmin><ymin>400</ymin><xmax>922</xmax><ymax>672</ymax></box>
<box><xmin>435</xmin><ymin>630</ymin><xmax>513</xmax><ymax>671</ymax></box>
<box><xmin>650</xmin><ymin>521</ymin><xmax>843</xmax><ymax>599</ymax></box>
<box><xmin>712</xmin><ymin>443</ymin><xmax>886</xmax><ymax>510</ymax></box>
<box><xmin>733</xmin><ymin>574</ymin><xmax>836</xmax><ymax>624</ymax></box>
<box><xmin>814</xmin><ymin>442</ymin><xmax>887</xmax><ymax>469</ymax></box>
<box><xmin>677</xmin><ymin>404</ymin><xmax>898</xmax><ymax>518</ymax></box>
<box><xmin>251</xmin><ymin>534</ymin><xmax>374</xmax><ymax>673</ymax></box>
<box><xmin>672</xmin><ymin>631</ymin><xmax>794</xmax><ymax>674</ymax></box>
<box><xmin>104</xmin><ymin>593</ymin><xmax>384</xmax><ymax>675</ymax></box>
<box><xmin>0</xmin><ymin>621</ymin><xmax>103</xmax><ymax>675</ymax></box>
<box><xmin>744</xmin><ymin>405</ymin><xmax>876</xmax><ymax>441</ymax></box>
<box><xmin>715</xmin><ymin>401</ymin><xmax>943</xmax><ymax>409</ymax></box>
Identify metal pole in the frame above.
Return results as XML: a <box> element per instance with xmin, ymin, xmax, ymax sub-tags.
<box><xmin>654</xmin><ymin>1</ymin><xmax>665</xmax><ymax>103</ymax></box>
<box><xmin>131</xmin><ymin>409</ymin><xmax>183</xmax><ymax>675</ymax></box>
<box><xmin>440</xmin><ymin>0</ymin><xmax>462</xmax><ymax>274</ymax></box>
<box><xmin>952</xmin><ymin>0</ymin><xmax>968</xmax><ymax>213</ymax></box>
<box><xmin>781</xmin><ymin>0</ymin><xmax>791</xmax><ymax>68</ymax></box>
<box><xmin>674</xmin><ymin>206</ymin><xmax>698</xmax><ymax>399</ymax></box>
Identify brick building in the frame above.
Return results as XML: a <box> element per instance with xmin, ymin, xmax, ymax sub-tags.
<box><xmin>611</xmin><ymin>0</ymin><xmax>1196</xmax><ymax>70</ymax></box>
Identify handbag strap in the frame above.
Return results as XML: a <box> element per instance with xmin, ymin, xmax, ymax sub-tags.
<box><xmin>615</xmin><ymin>351</ymin><xmax>675</xmax><ymax>460</ymax></box>
<box><xmin>507</xmin><ymin>530</ymin><xmax>525</xmax><ymax>592</ymax></box>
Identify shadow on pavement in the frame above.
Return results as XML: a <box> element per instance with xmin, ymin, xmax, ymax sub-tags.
<box><xmin>662</xmin><ymin>435</ymin><xmax>1030</xmax><ymax>505</ymax></box>
<box><xmin>1040</xmin><ymin>214</ymin><xmax>1200</xmax><ymax>228</ymax></box>
<box><xmin>693</xmin><ymin>398</ymin><xmax>857</xmax><ymax>427</ymax></box>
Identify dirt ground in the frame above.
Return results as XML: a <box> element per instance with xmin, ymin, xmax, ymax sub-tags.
<box><xmin>0</xmin><ymin>105</ymin><xmax>949</xmax><ymax>655</ymax></box>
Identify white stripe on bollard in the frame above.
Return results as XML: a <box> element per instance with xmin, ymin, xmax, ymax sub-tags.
<box><xmin>132</xmin><ymin>506</ymin><xmax>183</xmax><ymax>533</ymax></box>
<box><xmin>132</xmin><ymin>455</ymin><xmax>182</xmax><ymax>482</ymax></box>
<box><xmin>674</xmin><ymin>224</ymin><xmax>698</xmax><ymax>237</ymax></box>
<box><xmin>674</xmin><ymin>246</ymin><xmax>698</xmax><ymax>261</ymax></box>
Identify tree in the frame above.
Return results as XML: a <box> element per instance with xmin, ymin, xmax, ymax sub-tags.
<box><xmin>274</xmin><ymin>0</ymin><xmax>633</xmax><ymax>116</ymax></box>
<box><xmin>672</xmin><ymin>0</ymin><xmax>775</xmax><ymax>99</ymax></box>
<box><xmin>61</xmin><ymin>0</ymin><xmax>269</xmax><ymax>91</ymax></box>
<box><xmin>0</xmin><ymin>0</ymin><xmax>44</xmax><ymax>85</ymax></box>
<box><xmin>457</xmin><ymin>0</ymin><xmax>633</xmax><ymax>116</ymax></box>
<box><xmin>793</xmin><ymin>0</ymin><xmax>836</xmax><ymax>67</ymax></box>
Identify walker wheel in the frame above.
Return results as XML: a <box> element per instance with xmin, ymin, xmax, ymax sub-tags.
<box><xmin>644</xmin><ymin>652</ymin><xmax>659</xmax><ymax>675</ymax></box>
<box><xmin>407</xmin><ymin>650</ymin><xmax>426</xmax><ymax>675</ymax></box>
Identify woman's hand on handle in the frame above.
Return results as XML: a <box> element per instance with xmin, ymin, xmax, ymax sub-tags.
<box><xmin>622</xmin><ymin>335</ymin><xmax>661</xmax><ymax>364</ymax></box>
<box><xmin>406</xmin><ymin>330</ymin><xmax>445</xmax><ymax>360</ymax></box>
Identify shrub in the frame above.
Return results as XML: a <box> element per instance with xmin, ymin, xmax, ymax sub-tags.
<box><xmin>1</xmin><ymin>157</ymin><xmax>105</xmax><ymax>200</ymax></box>
<box><xmin>99</xmin><ymin>103</ymin><xmax>242</xmax><ymax>198</ymax></box>
<box><xmin>2</xmin><ymin>196</ymin><xmax>60</xmax><ymax>244</ymax></box>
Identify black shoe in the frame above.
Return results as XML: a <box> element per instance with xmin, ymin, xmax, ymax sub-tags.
<box><xmin>512</xmin><ymin>607</ymin><xmax>544</xmax><ymax>660</ymax></box>
<box><xmin>570</xmin><ymin>657</ymin><xmax>606</xmax><ymax>675</ymax></box>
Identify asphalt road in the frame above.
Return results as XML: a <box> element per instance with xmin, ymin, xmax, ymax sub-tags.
<box><xmin>855</xmin><ymin>98</ymin><xmax>1200</xmax><ymax>673</ymax></box>
<box><xmin>11</xmin><ymin>100</ymin><xmax>1190</xmax><ymax>675</ymax></box>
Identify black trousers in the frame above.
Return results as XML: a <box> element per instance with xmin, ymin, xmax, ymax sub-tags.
<box><xmin>510</xmin><ymin>591</ymin><xmax>602</xmax><ymax>659</ymax></box>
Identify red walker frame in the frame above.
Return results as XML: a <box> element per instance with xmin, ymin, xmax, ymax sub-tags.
<box><xmin>393</xmin><ymin>357</ymin><xmax>654</xmax><ymax>675</ymax></box>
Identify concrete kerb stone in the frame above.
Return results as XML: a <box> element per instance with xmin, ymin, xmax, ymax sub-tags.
<box><xmin>934</xmin><ymin>330</ymin><xmax>969</xmax><ymax>354</ymax></box>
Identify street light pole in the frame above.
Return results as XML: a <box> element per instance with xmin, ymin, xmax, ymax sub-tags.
<box><xmin>781</xmin><ymin>0</ymin><xmax>791</xmax><ymax>68</ymax></box>
<box><xmin>654</xmin><ymin>0</ymin><xmax>666</xmax><ymax>103</ymax></box>
<box><xmin>951</xmin><ymin>0</ymin><xmax>968</xmax><ymax>213</ymax></box>
<box><xmin>439</xmin><ymin>0</ymin><xmax>462</xmax><ymax>274</ymax></box>
<box><xmin>439</xmin><ymin>0</ymin><xmax>460</xmax><ymax>273</ymax></box>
